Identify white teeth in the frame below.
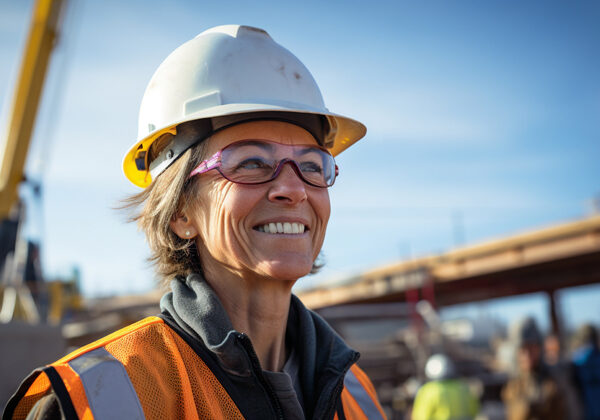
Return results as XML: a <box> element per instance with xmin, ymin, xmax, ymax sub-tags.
<box><xmin>260</xmin><ymin>222</ymin><xmax>306</xmax><ymax>234</ymax></box>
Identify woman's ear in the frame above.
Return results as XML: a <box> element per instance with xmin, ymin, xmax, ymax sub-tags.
<box><xmin>170</xmin><ymin>211</ymin><xmax>197</xmax><ymax>239</ymax></box>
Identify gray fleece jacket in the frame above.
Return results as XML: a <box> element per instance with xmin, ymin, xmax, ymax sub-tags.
<box><xmin>159</xmin><ymin>273</ymin><xmax>360</xmax><ymax>420</ymax></box>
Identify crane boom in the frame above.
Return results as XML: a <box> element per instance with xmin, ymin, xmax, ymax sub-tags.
<box><xmin>0</xmin><ymin>0</ymin><xmax>65</xmax><ymax>219</ymax></box>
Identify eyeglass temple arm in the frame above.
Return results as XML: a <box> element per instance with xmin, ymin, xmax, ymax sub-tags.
<box><xmin>189</xmin><ymin>151</ymin><xmax>222</xmax><ymax>178</ymax></box>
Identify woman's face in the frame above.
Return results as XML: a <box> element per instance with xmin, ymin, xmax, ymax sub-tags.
<box><xmin>176</xmin><ymin>120</ymin><xmax>331</xmax><ymax>282</ymax></box>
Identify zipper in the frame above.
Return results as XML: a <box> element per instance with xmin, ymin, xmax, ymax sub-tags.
<box><xmin>324</xmin><ymin>377</ymin><xmax>346</xmax><ymax>419</ymax></box>
<box><xmin>237</xmin><ymin>332</ymin><xmax>285</xmax><ymax>420</ymax></box>
<box><xmin>320</xmin><ymin>352</ymin><xmax>360</xmax><ymax>420</ymax></box>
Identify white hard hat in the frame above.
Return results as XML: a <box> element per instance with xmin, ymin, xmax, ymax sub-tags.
<box><xmin>123</xmin><ymin>24</ymin><xmax>366</xmax><ymax>188</ymax></box>
<box><xmin>425</xmin><ymin>354</ymin><xmax>456</xmax><ymax>380</ymax></box>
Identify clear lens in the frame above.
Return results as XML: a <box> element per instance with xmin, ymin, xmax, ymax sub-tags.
<box><xmin>220</xmin><ymin>141</ymin><xmax>335</xmax><ymax>187</ymax></box>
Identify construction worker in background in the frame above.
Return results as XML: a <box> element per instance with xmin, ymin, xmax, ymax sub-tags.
<box><xmin>501</xmin><ymin>317</ymin><xmax>566</xmax><ymax>420</ymax></box>
<box><xmin>4</xmin><ymin>25</ymin><xmax>386</xmax><ymax>419</ymax></box>
<box><xmin>544</xmin><ymin>332</ymin><xmax>584</xmax><ymax>420</ymax></box>
<box><xmin>411</xmin><ymin>353</ymin><xmax>479</xmax><ymax>420</ymax></box>
<box><xmin>571</xmin><ymin>323</ymin><xmax>600</xmax><ymax>420</ymax></box>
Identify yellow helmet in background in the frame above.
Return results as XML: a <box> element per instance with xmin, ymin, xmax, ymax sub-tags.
<box><xmin>123</xmin><ymin>24</ymin><xmax>366</xmax><ymax>188</ymax></box>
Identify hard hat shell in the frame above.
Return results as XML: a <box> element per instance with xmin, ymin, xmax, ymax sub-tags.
<box><xmin>123</xmin><ymin>25</ymin><xmax>367</xmax><ymax>188</ymax></box>
<box><xmin>425</xmin><ymin>353</ymin><xmax>456</xmax><ymax>381</ymax></box>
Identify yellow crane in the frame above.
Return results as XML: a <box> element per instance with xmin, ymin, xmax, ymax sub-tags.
<box><xmin>0</xmin><ymin>0</ymin><xmax>66</xmax><ymax>322</ymax></box>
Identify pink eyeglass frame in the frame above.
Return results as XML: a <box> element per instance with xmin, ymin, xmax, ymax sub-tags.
<box><xmin>188</xmin><ymin>140</ymin><xmax>339</xmax><ymax>188</ymax></box>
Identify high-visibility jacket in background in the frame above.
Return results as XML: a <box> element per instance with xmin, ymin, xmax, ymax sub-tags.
<box><xmin>5</xmin><ymin>316</ymin><xmax>385</xmax><ymax>420</ymax></box>
<box><xmin>411</xmin><ymin>379</ymin><xmax>479</xmax><ymax>420</ymax></box>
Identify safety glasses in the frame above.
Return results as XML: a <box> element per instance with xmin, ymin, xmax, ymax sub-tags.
<box><xmin>188</xmin><ymin>140</ymin><xmax>339</xmax><ymax>188</ymax></box>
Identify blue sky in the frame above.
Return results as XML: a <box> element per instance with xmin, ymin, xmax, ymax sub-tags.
<box><xmin>1</xmin><ymin>1</ymin><xmax>599</xmax><ymax>329</ymax></box>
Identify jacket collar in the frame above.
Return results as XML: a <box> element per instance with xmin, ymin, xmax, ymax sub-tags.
<box><xmin>160</xmin><ymin>273</ymin><xmax>359</xmax><ymax>416</ymax></box>
<box><xmin>160</xmin><ymin>273</ymin><xmax>252</xmax><ymax>374</ymax></box>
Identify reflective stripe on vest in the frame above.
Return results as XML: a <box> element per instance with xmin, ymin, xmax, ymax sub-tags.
<box><xmin>343</xmin><ymin>368</ymin><xmax>384</xmax><ymax>420</ymax></box>
<box><xmin>67</xmin><ymin>347</ymin><xmax>145</xmax><ymax>420</ymax></box>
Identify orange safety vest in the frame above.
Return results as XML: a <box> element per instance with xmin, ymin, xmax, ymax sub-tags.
<box><xmin>5</xmin><ymin>316</ymin><xmax>386</xmax><ymax>420</ymax></box>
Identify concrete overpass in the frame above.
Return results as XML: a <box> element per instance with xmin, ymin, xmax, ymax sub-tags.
<box><xmin>298</xmin><ymin>215</ymin><xmax>600</xmax><ymax>334</ymax></box>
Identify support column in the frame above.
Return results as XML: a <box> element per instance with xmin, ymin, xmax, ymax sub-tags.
<box><xmin>548</xmin><ymin>289</ymin><xmax>562</xmax><ymax>336</ymax></box>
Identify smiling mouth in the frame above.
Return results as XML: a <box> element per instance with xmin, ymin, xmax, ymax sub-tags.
<box><xmin>255</xmin><ymin>222</ymin><xmax>307</xmax><ymax>234</ymax></box>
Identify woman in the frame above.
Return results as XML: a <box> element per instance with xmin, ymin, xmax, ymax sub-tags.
<box><xmin>5</xmin><ymin>25</ymin><xmax>385</xmax><ymax>420</ymax></box>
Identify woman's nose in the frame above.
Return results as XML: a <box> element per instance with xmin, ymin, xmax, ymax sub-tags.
<box><xmin>267</xmin><ymin>162</ymin><xmax>308</xmax><ymax>203</ymax></box>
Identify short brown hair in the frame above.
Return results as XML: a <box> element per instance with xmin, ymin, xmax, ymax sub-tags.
<box><xmin>122</xmin><ymin>134</ymin><xmax>207</xmax><ymax>283</ymax></box>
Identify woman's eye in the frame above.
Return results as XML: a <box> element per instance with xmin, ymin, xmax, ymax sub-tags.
<box><xmin>236</xmin><ymin>158</ymin><xmax>270</xmax><ymax>170</ymax></box>
<box><xmin>300</xmin><ymin>161</ymin><xmax>323</xmax><ymax>173</ymax></box>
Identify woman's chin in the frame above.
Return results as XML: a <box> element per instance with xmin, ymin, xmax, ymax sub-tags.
<box><xmin>255</xmin><ymin>259</ymin><xmax>313</xmax><ymax>283</ymax></box>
